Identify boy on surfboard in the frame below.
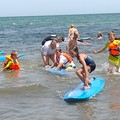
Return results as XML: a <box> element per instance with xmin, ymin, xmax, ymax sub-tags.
<box><xmin>69</xmin><ymin>47</ymin><xmax>96</xmax><ymax>89</ymax></box>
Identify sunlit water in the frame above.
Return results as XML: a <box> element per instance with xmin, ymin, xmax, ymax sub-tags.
<box><xmin>0</xmin><ymin>13</ymin><xmax>120</xmax><ymax>120</ymax></box>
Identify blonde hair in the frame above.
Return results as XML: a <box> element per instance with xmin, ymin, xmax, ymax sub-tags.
<box><xmin>70</xmin><ymin>24</ymin><xmax>75</xmax><ymax>28</ymax></box>
<box><xmin>108</xmin><ymin>31</ymin><xmax>116</xmax><ymax>37</ymax></box>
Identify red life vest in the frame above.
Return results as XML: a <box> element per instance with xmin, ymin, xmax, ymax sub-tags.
<box><xmin>4</xmin><ymin>55</ymin><xmax>20</xmax><ymax>70</ymax></box>
<box><xmin>56</xmin><ymin>53</ymin><xmax>73</xmax><ymax>63</ymax></box>
<box><xmin>109</xmin><ymin>42</ymin><xmax>120</xmax><ymax>56</ymax></box>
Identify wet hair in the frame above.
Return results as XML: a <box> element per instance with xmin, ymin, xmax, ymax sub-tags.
<box><xmin>72</xmin><ymin>46</ymin><xmax>79</xmax><ymax>60</ymax></box>
<box><xmin>70</xmin><ymin>24</ymin><xmax>75</xmax><ymax>28</ymax></box>
<box><xmin>61</xmin><ymin>36</ymin><xmax>64</xmax><ymax>41</ymax></box>
<box><xmin>97</xmin><ymin>32</ymin><xmax>103</xmax><ymax>37</ymax></box>
<box><xmin>56</xmin><ymin>48</ymin><xmax>62</xmax><ymax>53</ymax></box>
<box><xmin>58</xmin><ymin>36</ymin><xmax>64</xmax><ymax>42</ymax></box>
<box><xmin>11</xmin><ymin>50</ymin><xmax>18</xmax><ymax>57</ymax></box>
<box><xmin>108</xmin><ymin>31</ymin><xmax>116</xmax><ymax>37</ymax></box>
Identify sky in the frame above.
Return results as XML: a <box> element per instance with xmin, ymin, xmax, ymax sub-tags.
<box><xmin>0</xmin><ymin>0</ymin><xmax>120</xmax><ymax>17</ymax></box>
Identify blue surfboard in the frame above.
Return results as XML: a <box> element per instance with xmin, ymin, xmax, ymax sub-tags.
<box><xmin>45</xmin><ymin>66</ymin><xmax>74</xmax><ymax>76</ymax></box>
<box><xmin>0</xmin><ymin>54</ymin><xmax>25</xmax><ymax>61</ymax></box>
<box><xmin>0</xmin><ymin>51</ymin><xmax>4</xmax><ymax>54</ymax></box>
<box><xmin>64</xmin><ymin>77</ymin><xmax>105</xmax><ymax>101</ymax></box>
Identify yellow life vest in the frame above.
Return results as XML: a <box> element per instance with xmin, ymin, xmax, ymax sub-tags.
<box><xmin>4</xmin><ymin>55</ymin><xmax>20</xmax><ymax>70</ymax></box>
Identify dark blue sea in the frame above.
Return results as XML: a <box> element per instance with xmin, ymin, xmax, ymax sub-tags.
<box><xmin>0</xmin><ymin>13</ymin><xmax>120</xmax><ymax>120</ymax></box>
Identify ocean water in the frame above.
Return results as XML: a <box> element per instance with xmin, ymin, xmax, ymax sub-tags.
<box><xmin>0</xmin><ymin>13</ymin><xmax>120</xmax><ymax>120</ymax></box>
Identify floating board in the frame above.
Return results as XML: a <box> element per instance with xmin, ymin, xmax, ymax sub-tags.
<box><xmin>80</xmin><ymin>37</ymin><xmax>92</xmax><ymax>40</ymax></box>
<box><xmin>64</xmin><ymin>77</ymin><xmax>105</xmax><ymax>101</ymax></box>
<box><xmin>45</xmin><ymin>66</ymin><xmax>74</xmax><ymax>76</ymax></box>
<box><xmin>0</xmin><ymin>54</ymin><xmax>25</xmax><ymax>61</ymax></box>
<box><xmin>0</xmin><ymin>51</ymin><xmax>4</xmax><ymax>54</ymax></box>
<box><xmin>63</xmin><ymin>37</ymin><xmax>91</xmax><ymax>45</ymax></box>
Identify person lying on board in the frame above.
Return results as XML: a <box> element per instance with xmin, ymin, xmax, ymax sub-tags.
<box><xmin>41</xmin><ymin>35</ymin><xmax>64</xmax><ymax>46</ymax></box>
<box><xmin>69</xmin><ymin>47</ymin><xmax>96</xmax><ymax>90</ymax></box>
<box><xmin>52</xmin><ymin>48</ymin><xmax>76</xmax><ymax>71</ymax></box>
<box><xmin>0</xmin><ymin>50</ymin><xmax>20</xmax><ymax>72</ymax></box>
<box><xmin>93</xmin><ymin>31</ymin><xmax>120</xmax><ymax>73</ymax></box>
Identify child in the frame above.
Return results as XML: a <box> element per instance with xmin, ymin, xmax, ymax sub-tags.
<box><xmin>54</xmin><ymin>48</ymin><xmax>76</xmax><ymax>70</ymax></box>
<box><xmin>69</xmin><ymin>47</ymin><xmax>96</xmax><ymax>89</ymax></box>
<box><xmin>1</xmin><ymin>50</ymin><xmax>20</xmax><ymax>72</ymax></box>
<box><xmin>93</xmin><ymin>31</ymin><xmax>120</xmax><ymax>73</ymax></box>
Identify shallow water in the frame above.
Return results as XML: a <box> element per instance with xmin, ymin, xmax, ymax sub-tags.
<box><xmin>0</xmin><ymin>13</ymin><xmax>120</xmax><ymax>120</ymax></box>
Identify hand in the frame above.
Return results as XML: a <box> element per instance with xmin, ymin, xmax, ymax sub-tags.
<box><xmin>93</xmin><ymin>51</ymin><xmax>97</xmax><ymax>54</ymax></box>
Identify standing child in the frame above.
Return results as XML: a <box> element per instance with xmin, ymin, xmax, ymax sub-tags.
<box><xmin>93</xmin><ymin>31</ymin><xmax>120</xmax><ymax>73</ymax></box>
<box><xmin>69</xmin><ymin>47</ymin><xmax>96</xmax><ymax>89</ymax></box>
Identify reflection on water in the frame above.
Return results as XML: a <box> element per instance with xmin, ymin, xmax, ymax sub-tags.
<box><xmin>3</xmin><ymin>70</ymin><xmax>20</xmax><ymax>79</ymax></box>
<box><xmin>77</xmin><ymin>103</ymin><xmax>96</xmax><ymax>119</ymax></box>
<box><xmin>109</xmin><ymin>103</ymin><xmax>120</xmax><ymax>111</ymax></box>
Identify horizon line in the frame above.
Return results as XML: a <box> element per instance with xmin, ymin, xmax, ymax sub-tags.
<box><xmin>0</xmin><ymin>12</ymin><xmax>120</xmax><ymax>18</ymax></box>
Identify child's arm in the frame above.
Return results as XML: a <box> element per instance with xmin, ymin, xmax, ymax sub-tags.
<box><xmin>93</xmin><ymin>42</ymin><xmax>108</xmax><ymax>54</ymax></box>
<box><xmin>0</xmin><ymin>61</ymin><xmax>12</xmax><ymax>72</ymax></box>
<box><xmin>93</xmin><ymin>47</ymin><xmax>106</xmax><ymax>54</ymax></box>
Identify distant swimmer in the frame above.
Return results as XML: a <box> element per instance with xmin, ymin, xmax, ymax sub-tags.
<box><xmin>93</xmin><ymin>31</ymin><xmax>120</xmax><ymax>73</ymax></box>
<box><xmin>0</xmin><ymin>50</ymin><xmax>20</xmax><ymax>72</ymax></box>
<box><xmin>97</xmin><ymin>32</ymin><xmax>103</xmax><ymax>40</ymax></box>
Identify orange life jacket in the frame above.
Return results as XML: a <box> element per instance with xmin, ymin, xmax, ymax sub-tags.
<box><xmin>109</xmin><ymin>42</ymin><xmax>120</xmax><ymax>56</ymax></box>
<box><xmin>56</xmin><ymin>53</ymin><xmax>73</xmax><ymax>63</ymax></box>
<box><xmin>4</xmin><ymin>55</ymin><xmax>20</xmax><ymax>70</ymax></box>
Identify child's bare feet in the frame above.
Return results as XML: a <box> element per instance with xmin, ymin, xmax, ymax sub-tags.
<box><xmin>88</xmin><ymin>81</ymin><xmax>92</xmax><ymax>85</ymax></box>
<box><xmin>82</xmin><ymin>85</ymin><xmax>90</xmax><ymax>90</ymax></box>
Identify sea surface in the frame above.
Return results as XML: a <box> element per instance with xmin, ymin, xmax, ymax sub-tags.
<box><xmin>0</xmin><ymin>13</ymin><xmax>120</xmax><ymax>120</ymax></box>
